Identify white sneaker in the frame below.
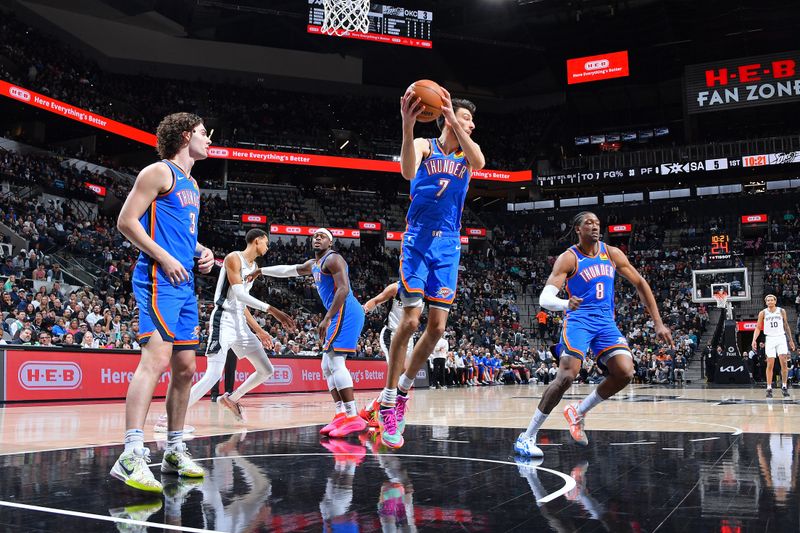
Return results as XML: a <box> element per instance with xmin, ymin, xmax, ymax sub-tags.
<box><xmin>513</xmin><ymin>433</ymin><xmax>544</xmax><ymax>458</ymax></box>
<box><xmin>110</xmin><ymin>448</ymin><xmax>163</xmax><ymax>493</ymax></box>
<box><xmin>108</xmin><ymin>501</ymin><xmax>162</xmax><ymax>533</ymax></box>
<box><xmin>161</xmin><ymin>443</ymin><xmax>205</xmax><ymax>478</ymax></box>
<box><xmin>153</xmin><ymin>414</ymin><xmax>196</xmax><ymax>434</ymax></box>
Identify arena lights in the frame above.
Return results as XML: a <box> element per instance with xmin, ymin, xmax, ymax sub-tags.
<box><xmin>0</xmin><ymin>79</ymin><xmax>530</xmax><ymax>183</ymax></box>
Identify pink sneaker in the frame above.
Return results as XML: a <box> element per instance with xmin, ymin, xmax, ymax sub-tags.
<box><xmin>328</xmin><ymin>415</ymin><xmax>368</xmax><ymax>438</ymax></box>
<box><xmin>320</xmin><ymin>412</ymin><xmax>347</xmax><ymax>435</ymax></box>
<box><xmin>219</xmin><ymin>393</ymin><xmax>246</xmax><ymax>423</ymax></box>
<box><xmin>396</xmin><ymin>394</ymin><xmax>409</xmax><ymax>433</ymax></box>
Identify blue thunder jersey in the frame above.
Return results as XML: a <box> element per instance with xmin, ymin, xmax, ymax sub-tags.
<box><xmin>406</xmin><ymin>139</ymin><xmax>471</xmax><ymax>232</ymax></box>
<box><xmin>136</xmin><ymin>160</ymin><xmax>201</xmax><ymax>281</ymax></box>
<box><xmin>311</xmin><ymin>250</ymin><xmax>365</xmax><ymax>353</ymax></box>
<box><xmin>565</xmin><ymin>242</ymin><xmax>616</xmax><ymax>316</ymax></box>
<box><xmin>312</xmin><ymin>251</ymin><xmax>356</xmax><ymax>310</ymax></box>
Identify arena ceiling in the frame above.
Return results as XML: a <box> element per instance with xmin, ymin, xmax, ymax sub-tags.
<box><xmin>94</xmin><ymin>0</ymin><xmax>799</xmax><ymax>97</ymax></box>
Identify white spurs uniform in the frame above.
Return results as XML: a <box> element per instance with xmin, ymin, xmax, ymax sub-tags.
<box><xmin>762</xmin><ymin>307</ymin><xmax>789</xmax><ymax>358</ymax></box>
<box><xmin>379</xmin><ymin>286</ymin><xmax>414</xmax><ymax>362</ymax></box>
<box><xmin>206</xmin><ymin>252</ymin><xmax>263</xmax><ymax>361</ymax></box>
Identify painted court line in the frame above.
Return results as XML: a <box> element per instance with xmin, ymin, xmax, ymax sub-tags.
<box><xmin>609</xmin><ymin>441</ymin><xmax>656</xmax><ymax>446</ymax></box>
<box><xmin>662</xmin><ymin>448</ymin><xmax>684</xmax><ymax>451</ymax></box>
<box><xmin>191</xmin><ymin>452</ymin><xmax>577</xmax><ymax>504</ymax></box>
<box><xmin>689</xmin><ymin>436</ymin><xmax>720</xmax><ymax>442</ymax></box>
<box><xmin>431</xmin><ymin>439</ymin><xmax>470</xmax><ymax>443</ymax></box>
<box><xmin>0</xmin><ymin>500</ymin><xmax>224</xmax><ymax>533</ymax></box>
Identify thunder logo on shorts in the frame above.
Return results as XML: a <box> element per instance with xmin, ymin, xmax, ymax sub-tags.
<box><xmin>133</xmin><ymin>160</ymin><xmax>201</xmax><ymax>347</ymax></box>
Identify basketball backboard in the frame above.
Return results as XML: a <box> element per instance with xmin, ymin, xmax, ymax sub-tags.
<box><xmin>692</xmin><ymin>267</ymin><xmax>750</xmax><ymax>303</ymax></box>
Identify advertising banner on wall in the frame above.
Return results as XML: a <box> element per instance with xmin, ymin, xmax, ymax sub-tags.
<box><xmin>1</xmin><ymin>79</ymin><xmax>531</xmax><ymax>183</ymax></box>
<box><xmin>685</xmin><ymin>51</ymin><xmax>800</xmax><ymax>114</ymax></box>
<box><xmin>1</xmin><ymin>350</ymin><xmax>391</xmax><ymax>401</ymax></box>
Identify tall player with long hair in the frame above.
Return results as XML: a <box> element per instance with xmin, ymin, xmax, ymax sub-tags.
<box><xmin>376</xmin><ymin>87</ymin><xmax>485</xmax><ymax>448</ymax></box>
<box><xmin>111</xmin><ymin>113</ymin><xmax>213</xmax><ymax>492</ymax></box>
<box><xmin>514</xmin><ymin>212</ymin><xmax>673</xmax><ymax>458</ymax></box>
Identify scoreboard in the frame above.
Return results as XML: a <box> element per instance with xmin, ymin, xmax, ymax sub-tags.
<box><xmin>307</xmin><ymin>0</ymin><xmax>433</xmax><ymax>49</ymax></box>
<box><xmin>709</xmin><ymin>233</ymin><xmax>732</xmax><ymax>262</ymax></box>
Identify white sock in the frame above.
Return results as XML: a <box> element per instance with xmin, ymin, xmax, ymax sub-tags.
<box><xmin>344</xmin><ymin>401</ymin><xmax>357</xmax><ymax>417</ymax></box>
<box><xmin>381</xmin><ymin>388</ymin><xmax>397</xmax><ymax>406</ymax></box>
<box><xmin>335</xmin><ymin>400</ymin><xmax>345</xmax><ymax>414</ymax></box>
<box><xmin>398</xmin><ymin>374</ymin><xmax>415</xmax><ymax>393</ymax></box>
<box><xmin>523</xmin><ymin>409</ymin><xmax>548</xmax><ymax>439</ymax></box>
<box><xmin>124</xmin><ymin>429</ymin><xmax>144</xmax><ymax>453</ymax></box>
<box><xmin>767</xmin><ymin>384</ymin><xmax>773</xmax><ymax>390</ymax></box>
<box><xmin>576</xmin><ymin>390</ymin><xmax>604</xmax><ymax>416</ymax></box>
<box><xmin>167</xmin><ymin>430</ymin><xmax>183</xmax><ymax>451</ymax></box>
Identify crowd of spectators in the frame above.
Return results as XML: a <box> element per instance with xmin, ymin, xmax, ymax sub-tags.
<box><xmin>764</xmin><ymin>251</ymin><xmax>800</xmax><ymax>309</ymax></box>
<box><xmin>0</xmin><ymin>14</ymin><xmax>547</xmax><ymax>170</ymax></box>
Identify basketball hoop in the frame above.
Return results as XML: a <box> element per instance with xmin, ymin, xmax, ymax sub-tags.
<box><xmin>321</xmin><ymin>0</ymin><xmax>370</xmax><ymax>36</ymax></box>
<box><xmin>713</xmin><ymin>291</ymin><xmax>729</xmax><ymax>309</ymax></box>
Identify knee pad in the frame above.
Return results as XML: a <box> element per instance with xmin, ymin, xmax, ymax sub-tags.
<box><xmin>329</xmin><ymin>353</ymin><xmax>354</xmax><ymax>391</ymax></box>
<box><xmin>321</xmin><ymin>352</ymin><xmax>336</xmax><ymax>391</ymax></box>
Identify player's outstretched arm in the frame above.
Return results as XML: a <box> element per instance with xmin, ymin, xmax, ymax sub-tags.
<box><xmin>363</xmin><ymin>283</ymin><xmax>399</xmax><ymax>313</ymax></box>
<box><xmin>117</xmin><ymin>162</ymin><xmax>188</xmax><ymax>285</ymax></box>
<box><xmin>609</xmin><ymin>245</ymin><xmax>674</xmax><ymax>347</ymax></box>
<box><xmin>752</xmin><ymin>310</ymin><xmax>764</xmax><ymax>351</ymax></box>
<box><xmin>247</xmin><ymin>259</ymin><xmax>314</xmax><ymax>282</ymax></box>
<box><xmin>400</xmin><ymin>88</ymin><xmax>429</xmax><ymax>180</ymax></box>
<box><xmin>538</xmin><ymin>251</ymin><xmax>582</xmax><ymax>312</ymax></box>
<box><xmin>782</xmin><ymin>308</ymin><xmax>796</xmax><ymax>351</ymax></box>
<box><xmin>440</xmin><ymin>87</ymin><xmax>485</xmax><ymax>170</ymax></box>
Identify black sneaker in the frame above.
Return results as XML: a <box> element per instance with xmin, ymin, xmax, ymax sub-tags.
<box><xmin>782</xmin><ymin>387</ymin><xmax>790</xmax><ymax>398</ymax></box>
<box><xmin>766</xmin><ymin>388</ymin><xmax>773</xmax><ymax>398</ymax></box>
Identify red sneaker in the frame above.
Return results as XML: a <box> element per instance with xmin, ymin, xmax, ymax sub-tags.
<box><xmin>328</xmin><ymin>415</ymin><xmax>368</xmax><ymax>438</ymax></box>
<box><xmin>320</xmin><ymin>412</ymin><xmax>346</xmax><ymax>435</ymax></box>
<box><xmin>563</xmin><ymin>403</ymin><xmax>588</xmax><ymax>446</ymax></box>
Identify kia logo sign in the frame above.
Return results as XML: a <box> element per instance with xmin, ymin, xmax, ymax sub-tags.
<box><xmin>9</xmin><ymin>86</ymin><xmax>31</xmax><ymax>101</ymax></box>
<box><xmin>267</xmin><ymin>365</ymin><xmax>293</xmax><ymax>385</ymax></box>
<box><xmin>208</xmin><ymin>148</ymin><xmax>229</xmax><ymax>157</ymax></box>
<box><xmin>19</xmin><ymin>361</ymin><xmax>82</xmax><ymax>390</ymax></box>
<box><xmin>585</xmin><ymin>59</ymin><xmax>610</xmax><ymax>71</ymax></box>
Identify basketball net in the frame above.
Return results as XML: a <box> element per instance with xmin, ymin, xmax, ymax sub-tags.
<box><xmin>713</xmin><ymin>291</ymin><xmax>729</xmax><ymax>309</ymax></box>
<box><xmin>322</xmin><ymin>0</ymin><xmax>370</xmax><ymax>36</ymax></box>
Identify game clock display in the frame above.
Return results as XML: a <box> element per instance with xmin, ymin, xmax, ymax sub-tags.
<box><xmin>307</xmin><ymin>0</ymin><xmax>433</xmax><ymax>48</ymax></box>
<box><xmin>709</xmin><ymin>234</ymin><xmax>733</xmax><ymax>261</ymax></box>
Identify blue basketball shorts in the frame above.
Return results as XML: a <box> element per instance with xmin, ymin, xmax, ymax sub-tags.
<box><xmin>324</xmin><ymin>295</ymin><xmax>365</xmax><ymax>354</ymax></box>
<box><xmin>133</xmin><ymin>261</ymin><xmax>199</xmax><ymax>349</ymax></box>
<box><xmin>560</xmin><ymin>312</ymin><xmax>630</xmax><ymax>365</ymax></box>
<box><xmin>398</xmin><ymin>227</ymin><xmax>461</xmax><ymax>310</ymax></box>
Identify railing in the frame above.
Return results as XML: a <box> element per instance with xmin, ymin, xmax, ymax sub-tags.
<box><xmin>552</xmin><ymin>134</ymin><xmax>800</xmax><ymax>172</ymax></box>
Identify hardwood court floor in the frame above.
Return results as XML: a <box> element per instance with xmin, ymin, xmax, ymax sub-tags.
<box><xmin>0</xmin><ymin>384</ymin><xmax>797</xmax><ymax>532</ymax></box>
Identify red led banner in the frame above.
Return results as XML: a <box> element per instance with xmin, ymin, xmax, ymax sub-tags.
<box><xmin>1</xmin><ymin>79</ymin><xmax>531</xmax><ymax>183</ymax></box>
<box><xmin>307</xmin><ymin>25</ymin><xmax>432</xmax><ymax>49</ymax></box>
<box><xmin>465</xmin><ymin>227</ymin><xmax>486</xmax><ymax>237</ymax></box>
<box><xmin>358</xmin><ymin>221</ymin><xmax>382</xmax><ymax>231</ymax></box>
<box><xmin>270</xmin><ymin>225</ymin><xmax>361</xmax><ymax>239</ymax></box>
<box><xmin>567</xmin><ymin>51</ymin><xmax>630</xmax><ymax>85</ymax></box>
<box><xmin>608</xmin><ymin>224</ymin><xmax>632</xmax><ymax>233</ymax></box>
<box><xmin>737</xmin><ymin>321</ymin><xmax>757</xmax><ymax>332</ymax></box>
<box><xmin>84</xmin><ymin>182</ymin><xmax>107</xmax><ymax>196</ymax></box>
<box><xmin>241</xmin><ymin>214</ymin><xmax>268</xmax><ymax>224</ymax></box>
<box><xmin>741</xmin><ymin>214</ymin><xmax>768</xmax><ymax>224</ymax></box>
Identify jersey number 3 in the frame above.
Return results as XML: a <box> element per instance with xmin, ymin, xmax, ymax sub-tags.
<box><xmin>189</xmin><ymin>212</ymin><xmax>196</xmax><ymax>235</ymax></box>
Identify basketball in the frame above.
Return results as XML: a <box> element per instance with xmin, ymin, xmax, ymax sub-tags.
<box><xmin>407</xmin><ymin>79</ymin><xmax>444</xmax><ymax>122</ymax></box>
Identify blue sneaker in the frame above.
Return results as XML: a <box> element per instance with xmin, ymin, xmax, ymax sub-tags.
<box><xmin>379</xmin><ymin>407</ymin><xmax>404</xmax><ymax>449</ymax></box>
<box><xmin>513</xmin><ymin>433</ymin><xmax>543</xmax><ymax>458</ymax></box>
